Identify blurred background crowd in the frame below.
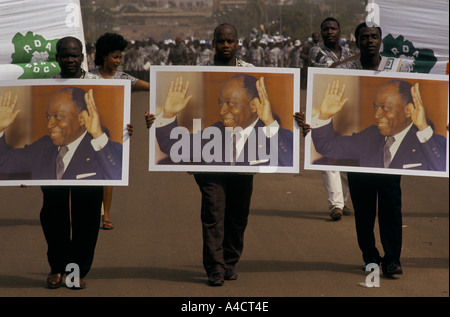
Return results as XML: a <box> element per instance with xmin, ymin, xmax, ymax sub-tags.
<box><xmin>86</xmin><ymin>33</ymin><xmax>358</xmax><ymax>83</ymax></box>
<box><xmin>82</xmin><ymin>0</ymin><xmax>364</xmax><ymax>83</ymax></box>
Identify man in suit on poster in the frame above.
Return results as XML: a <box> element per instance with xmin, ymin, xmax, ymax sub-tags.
<box><xmin>0</xmin><ymin>87</ymin><xmax>123</xmax><ymax>180</ymax></box>
<box><xmin>154</xmin><ymin>73</ymin><xmax>293</xmax><ymax>167</ymax></box>
<box><xmin>311</xmin><ymin>79</ymin><xmax>446</xmax><ymax>172</ymax></box>
<box><xmin>0</xmin><ymin>36</ymin><xmax>126</xmax><ymax>290</ymax></box>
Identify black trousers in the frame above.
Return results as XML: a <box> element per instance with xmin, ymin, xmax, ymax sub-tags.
<box><xmin>40</xmin><ymin>186</ymin><xmax>103</xmax><ymax>278</ymax></box>
<box><xmin>347</xmin><ymin>172</ymin><xmax>402</xmax><ymax>266</ymax></box>
<box><xmin>194</xmin><ymin>173</ymin><xmax>253</xmax><ymax>276</ymax></box>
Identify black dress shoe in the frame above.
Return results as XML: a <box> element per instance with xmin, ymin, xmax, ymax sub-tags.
<box><xmin>46</xmin><ymin>273</ymin><xmax>64</xmax><ymax>289</ymax></box>
<box><xmin>208</xmin><ymin>272</ymin><xmax>224</xmax><ymax>286</ymax></box>
<box><xmin>225</xmin><ymin>268</ymin><xmax>238</xmax><ymax>280</ymax></box>
<box><xmin>382</xmin><ymin>263</ymin><xmax>403</xmax><ymax>276</ymax></box>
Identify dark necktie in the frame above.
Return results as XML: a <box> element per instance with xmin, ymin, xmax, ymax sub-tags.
<box><xmin>383</xmin><ymin>136</ymin><xmax>395</xmax><ymax>168</ymax></box>
<box><xmin>56</xmin><ymin>145</ymin><xmax>68</xmax><ymax>179</ymax></box>
<box><xmin>230</xmin><ymin>134</ymin><xmax>237</xmax><ymax>166</ymax></box>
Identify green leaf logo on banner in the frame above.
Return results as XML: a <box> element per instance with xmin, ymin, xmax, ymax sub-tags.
<box><xmin>10</xmin><ymin>31</ymin><xmax>60</xmax><ymax>79</ymax></box>
<box><xmin>381</xmin><ymin>34</ymin><xmax>437</xmax><ymax>74</ymax></box>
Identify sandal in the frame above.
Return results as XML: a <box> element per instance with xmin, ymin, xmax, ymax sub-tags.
<box><xmin>102</xmin><ymin>221</ymin><xmax>114</xmax><ymax>230</ymax></box>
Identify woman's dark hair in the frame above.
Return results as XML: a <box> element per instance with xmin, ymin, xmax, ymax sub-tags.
<box><xmin>94</xmin><ymin>33</ymin><xmax>128</xmax><ymax>66</ymax></box>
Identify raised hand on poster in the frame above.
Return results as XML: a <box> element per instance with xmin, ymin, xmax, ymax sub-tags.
<box><xmin>81</xmin><ymin>89</ymin><xmax>104</xmax><ymax>139</ymax></box>
<box><xmin>407</xmin><ymin>83</ymin><xmax>428</xmax><ymax>132</ymax></box>
<box><xmin>0</xmin><ymin>91</ymin><xmax>20</xmax><ymax>132</ymax></box>
<box><xmin>319</xmin><ymin>79</ymin><xmax>349</xmax><ymax>120</ymax></box>
<box><xmin>162</xmin><ymin>76</ymin><xmax>193</xmax><ymax>119</ymax></box>
<box><xmin>254</xmin><ymin>77</ymin><xmax>275</xmax><ymax>126</ymax></box>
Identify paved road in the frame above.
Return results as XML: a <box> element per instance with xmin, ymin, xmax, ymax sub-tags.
<box><xmin>0</xmin><ymin>91</ymin><xmax>448</xmax><ymax>305</ymax></box>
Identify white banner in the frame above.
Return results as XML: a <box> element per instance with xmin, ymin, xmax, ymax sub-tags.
<box><xmin>0</xmin><ymin>0</ymin><xmax>86</xmax><ymax>80</ymax></box>
<box><xmin>370</xmin><ymin>0</ymin><xmax>449</xmax><ymax>74</ymax></box>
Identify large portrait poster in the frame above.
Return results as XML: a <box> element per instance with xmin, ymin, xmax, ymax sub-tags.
<box><xmin>0</xmin><ymin>0</ymin><xmax>86</xmax><ymax>80</ymax></box>
<box><xmin>373</xmin><ymin>0</ymin><xmax>449</xmax><ymax>75</ymax></box>
<box><xmin>0</xmin><ymin>79</ymin><xmax>131</xmax><ymax>186</ymax></box>
<box><xmin>304</xmin><ymin>68</ymin><xmax>449</xmax><ymax>178</ymax></box>
<box><xmin>149</xmin><ymin>66</ymin><xmax>300</xmax><ymax>173</ymax></box>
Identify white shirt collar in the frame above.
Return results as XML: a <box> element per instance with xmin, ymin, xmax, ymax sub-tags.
<box><xmin>60</xmin><ymin>130</ymin><xmax>87</xmax><ymax>171</ymax></box>
<box><xmin>388</xmin><ymin>122</ymin><xmax>413</xmax><ymax>159</ymax></box>
<box><xmin>234</xmin><ymin>118</ymin><xmax>259</xmax><ymax>155</ymax></box>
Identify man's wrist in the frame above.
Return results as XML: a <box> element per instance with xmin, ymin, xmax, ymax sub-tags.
<box><xmin>263</xmin><ymin>120</ymin><xmax>280</xmax><ymax>138</ymax></box>
<box><xmin>416</xmin><ymin>125</ymin><xmax>433</xmax><ymax>143</ymax></box>
<box><xmin>318</xmin><ymin>112</ymin><xmax>332</xmax><ymax>121</ymax></box>
<box><xmin>312</xmin><ymin>113</ymin><xmax>332</xmax><ymax>128</ymax></box>
<box><xmin>262</xmin><ymin>115</ymin><xmax>275</xmax><ymax>127</ymax></box>
<box><xmin>155</xmin><ymin>112</ymin><xmax>176</xmax><ymax>127</ymax></box>
<box><xmin>91</xmin><ymin>132</ymin><xmax>108</xmax><ymax>151</ymax></box>
<box><xmin>162</xmin><ymin>110</ymin><xmax>176</xmax><ymax>119</ymax></box>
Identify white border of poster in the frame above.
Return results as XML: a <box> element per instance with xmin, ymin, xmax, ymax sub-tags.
<box><xmin>304</xmin><ymin>68</ymin><xmax>449</xmax><ymax>178</ymax></box>
<box><xmin>0</xmin><ymin>79</ymin><xmax>131</xmax><ymax>186</ymax></box>
<box><xmin>148</xmin><ymin>66</ymin><xmax>300</xmax><ymax>174</ymax></box>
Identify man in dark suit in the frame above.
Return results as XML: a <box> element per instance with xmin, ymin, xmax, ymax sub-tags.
<box><xmin>0</xmin><ymin>36</ymin><xmax>123</xmax><ymax>290</ymax></box>
<box><xmin>0</xmin><ymin>87</ymin><xmax>122</xmax><ymax>180</ymax></box>
<box><xmin>311</xmin><ymin>78</ymin><xmax>447</xmax><ymax>275</ymax></box>
<box><xmin>154</xmin><ymin>74</ymin><xmax>293</xmax><ymax>167</ymax></box>
<box><xmin>148</xmin><ymin>24</ymin><xmax>282</xmax><ymax>287</ymax></box>
<box><xmin>309</xmin><ymin>22</ymin><xmax>447</xmax><ymax>276</ymax></box>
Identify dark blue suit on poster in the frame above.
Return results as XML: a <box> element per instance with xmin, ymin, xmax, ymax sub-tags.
<box><xmin>156</xmin><ymin>118</ymin><xmax>294</xmax><ymax>167</ymax></box>
<box><xmin>312</xmin><ymin>121</ymin><xmax>446</xmax><ymax>171</ymax></box>
<box><xmin>0</xmin><ymin>133</ymin><xmax>123</xmax><ymax>180</ymax></box>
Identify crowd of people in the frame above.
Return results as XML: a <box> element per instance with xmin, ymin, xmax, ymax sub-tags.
<box><xmin>85</xmin><ymin>31</ymin><xmax>359</xmax><ymax>88</ymax></box>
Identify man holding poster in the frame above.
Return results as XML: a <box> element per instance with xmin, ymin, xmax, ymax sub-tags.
<box><xmin>310</xmin><ymin>22</ymin><xmax>447</xmax><ymax>277</ymax></box>
<box><xmin>147</xmin><ymin>24</ymin><xmax>304</xmax><ymax>288</ymax></box>
<box><xmin>193</xmin><ymin>23</ymin><xmax>253</xmax><ymax>287</ymax></box>
<box><xmin>148</xmin><ymin>23</ymin><xmax>260</xmax><ymax>287</ymax></box>
<box><xmin>309</xmin><ymin>17</ymin><xmax>353</xmax><ymax>221</ymax></box>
